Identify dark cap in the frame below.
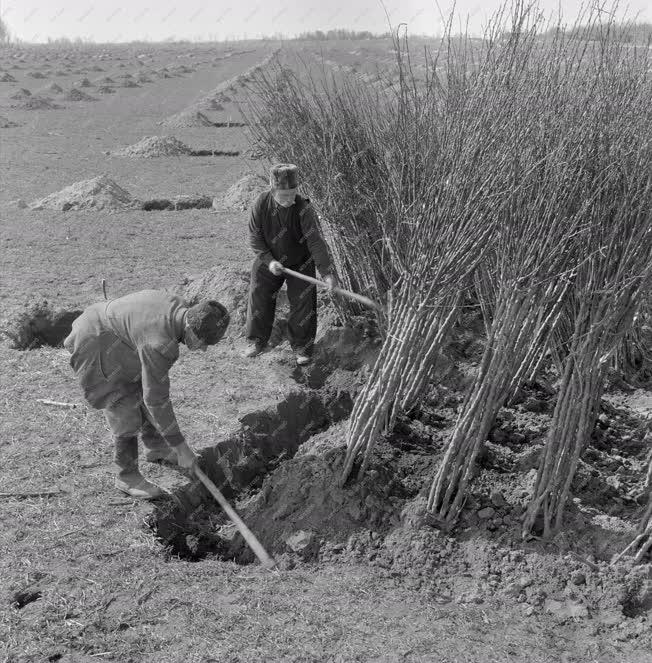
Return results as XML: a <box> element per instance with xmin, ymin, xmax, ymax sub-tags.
<box><xmin>186</xmin><ymin>300</ymin><xmax>230</xmax><ymax>344</ymax></box>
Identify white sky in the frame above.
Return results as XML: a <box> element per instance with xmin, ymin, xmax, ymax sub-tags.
<box><xmin>1</xmin><ymin>1</ymin><xmax>650</xmax><ymax>43</ymax></box>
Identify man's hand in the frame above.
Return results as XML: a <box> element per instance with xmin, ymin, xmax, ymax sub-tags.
<box><xmin>268</xmin><ymin>260</ymin><xmax>284</xmax><ymax>276</ymax></box>
<box><xmin>175</xmin><ymin>442</ymin><xmax>199</xmax><ymax>470</ymax></box>
<box><xmin>324</xmin><ymin>274</ymin><xmax>337</xmax><ymax>292</ymax></box>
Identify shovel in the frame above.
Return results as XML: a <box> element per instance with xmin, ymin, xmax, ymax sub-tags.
<box><xmin>278</xmin><ymin>266</ymin><xmax>383</xmax><ymax>312</ymax></box>
<box><xmin>193</xmin><ymin>465</ymin><xmax>276</xmax><ymax>569</ymax></box>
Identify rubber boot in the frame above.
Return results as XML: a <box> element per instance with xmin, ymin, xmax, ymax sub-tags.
<box><xmin>113</xmin><ymin>435</ymin><xmax>166</xmax><ymax>499</ymax></box>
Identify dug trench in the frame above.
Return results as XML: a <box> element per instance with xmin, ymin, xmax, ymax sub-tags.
<box><xmin>146</xmin><ymin>310</ymin><xmax>652</xmax><ymax>639</ymax></box>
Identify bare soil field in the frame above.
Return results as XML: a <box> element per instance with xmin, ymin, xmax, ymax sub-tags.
<box><xmin>0</xmin><ymin>39</ymin><xmax>650</xmax><ymax>663</ymax></box>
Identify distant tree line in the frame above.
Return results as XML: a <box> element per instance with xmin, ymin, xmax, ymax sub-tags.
<box><xmin>539</xmin><ymin>21</ymin><xmax>652</xmax><ymax>44</ymax></box>
<box><xmin>293</xmin><ymin>29</ymin><xmax>391</xmax><ymax>41</ymax></box>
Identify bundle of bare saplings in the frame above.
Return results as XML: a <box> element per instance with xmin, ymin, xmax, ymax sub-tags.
<box><xmin>244</xmin><ymin>4</ymin><xmax>652</xmax><ymax>562</ymax></box>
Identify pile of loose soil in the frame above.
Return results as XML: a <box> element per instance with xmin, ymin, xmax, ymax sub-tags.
<box><xmin>221</xmin><ymin>173</ymin><xmax>268</xmax><ymax>210</ymax></box>
<box><xmin>161</xmin><ymin>109</ymin><xmax>214</xmax><ymax>128</ymax></box>
<box><xmin>113</xmin><ymin>135</ymin><xmax>193</xmax><ymax>158</ymax></box>
<box><xmin>0</xmin><ymin>116</ymin><xmax>20</xmax><ymax>128</ymax></box>
<box><xmin>225</xmin><ymin>447</ymin><xmax>402</xmax><ymax>564</ymax></box>
<box><xmin>30</xmin><ymin>175</ymin><xmax>140</xmax><ymax>211</ymax></box>
<box><xmin>75</xmin><ymin>77</ymin><xmax>92</xmax><ymax>87</ymax></box>
<box><xmin>1</xmin><ymin>301</ymin><xmax>82</xmax><ymax>350</ymax></box>
<box><xmin>10</xmin><ymin>88</ymin><xmax>31</xmax><ymax>99</ymax></box>
<box><xmin>63</xmin><ymin>88</ymin><xmax>97</xmax><ymax>101</ymax></box>
<box><xmin>28</xmin><ymin>71</ymin><xmax>46</xmax><ymax>79</ymax></box>
<box><xmin>173</xmin><ymin>265</ymin><xmax>258</xmax><ymax>330</ymax></box>
<box><xmin>11</xmin><ymin>96</ymin><xmax>62</xmax><ymax>110</ymax></box>
<box><xmin>121</xmin><ymin>79</ymin><xmax>140</xmax><ymax>88</ymax></box>
<box><xmin>46</xmin><ymin>82</ymin><xmax>64</xmax><ymax>94</ymax></box>
<box><xmin>96</xmin><ymin>86</ymin><xmax>115</xmax><ymax>94</ymax></box>
<box><xmin>96</xmin><ymin>76</ymin><xmax>115</xmax><ymax>85</ymax></box>
<box><xmin>136</xmin><ymin>74</ymin><xmax>152</xmax><ymax>83</ymax></box>
<box><xmin>0</xmin><ymin>72</ymin><xmax>17</xmax><ymax>82</ymax></box>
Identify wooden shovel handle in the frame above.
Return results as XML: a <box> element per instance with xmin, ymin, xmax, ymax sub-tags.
<box><xmin>194</xmin><ymin>465</ymin><xmax>276</xmax><ymax>569</ymax></box>
<box><xmin>279</xmin><ymin>266</ymin><xmax>383</xmax><ymax>312</ymax></box>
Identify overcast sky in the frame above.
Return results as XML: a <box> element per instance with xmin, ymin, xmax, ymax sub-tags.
<box><xmin>2</xmin><ymin>1</ymin><xmax>650</xmax><ymax>43</ymax></box>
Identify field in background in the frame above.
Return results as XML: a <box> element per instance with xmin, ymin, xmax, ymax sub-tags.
<box><xmin>0</xmin><ymin>38</ymin><xmax>650</xmax><ymax>662</ymax></box>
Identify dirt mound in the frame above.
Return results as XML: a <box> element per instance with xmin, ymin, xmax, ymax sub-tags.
<box><xmin>221</xmin><ymin>173</ymin><xmax>268</xmax><ymax>210</ymax></box>
<box><xmin>0</xmin><ymin>116</ymin><xmax>20</xmax><ymax>128</ymax></box>
<box><xmin>0</xmin><ymin>72</ymin><xmax>17</xmax><ymax>82</ymax></box>
<box><xmin>1</xmin><ymin>301</ymin><xmax>82</xmax><ymax>350</ymax></box>
<box><xmin>75</xmin><ymin>78</ymin><xmax>92</xmax><ymax>87</ymax></box>
<box><xmin>96</xmin><ymin>86</ymin><xmax>115</xmax><ymax>94</ymax></box>
<box><xmin>30</xmin><ymin>175</ymin><xmax>140</xmax><ymax>212</ymax></box>
<box><xmin>113</xmin><ymin>135</ymin><xmax>193</xmax><ymax>158</ymax></box>
<box><xmin>162</xmin><ymin>109</ymin><xmax>214</xmax><ymax>128</ymax></box>
<box><xmin>96</xmin><ymin>76</ymin><xmax>115</xmax><ymax>84</ymax></box>
<box><xmin>10</xmin><ymin>88</ymin><xmax>31</xmax><ymax>99</ymax></box>
<box><xmin>28</xmin><ymin>71</ymin><xmax>46</xmax><ymax>79</ymax></box>
<box><xmin>174</xmin><ymin>265</ymin><xmax>257</xmax><ymax>329</ymax></box>
<box><xmin>136</xmin><ymin>74</ymin><xmax>152</xmax><ymax>83</ymax></box>
<box><xmin>121</xmin><ymin>79</ymin><xmax>140</xmax><ymax>88</ymax></box>
<box><xmin>11</xmin><ymin>96</ymin><xmax>62</xmax><ymax>110</ymax></box>
<box><xmin>63</xmin><ymin>88</ymin><xmax>97</xmax><ymax>101</ymax></box>
<box><xmin>46</xmin><ymin>83</ymin><xmax>64</xmax><ymax>93</ymax></box>
<box><xmin>224</xmin><ymin>448</ymin><xmax>400</xmax><ymax>563</ymax></box>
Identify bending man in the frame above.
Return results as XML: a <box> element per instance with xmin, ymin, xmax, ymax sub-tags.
<box><xmin>64</xmin><ymin>290</ymin><xmax>229</xmax><ymax>499</ymax></box>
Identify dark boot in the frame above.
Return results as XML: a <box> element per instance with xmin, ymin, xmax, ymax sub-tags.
<box><xmin>113</xmin><ymin>434</ymin><xmax>165</xmax><ymax>499</ymax></box>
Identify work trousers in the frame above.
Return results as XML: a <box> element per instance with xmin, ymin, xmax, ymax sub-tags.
<box><xmin>246</xmin><ymin>258</ymin><xmax>317</xmax><ymax>355</ymax></box>
<box><xmin>103</xmin><ymin>390</ymin><xmax>169</xmax><ymax>478</ymax></box>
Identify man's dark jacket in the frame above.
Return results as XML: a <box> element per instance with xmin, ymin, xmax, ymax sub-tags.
<box><xmin>248</xmin><ymin>191</ymin><xmax>332</xmax><ymax>275</ymax></box>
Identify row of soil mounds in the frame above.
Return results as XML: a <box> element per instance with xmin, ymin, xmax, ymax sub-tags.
<box><xmin>24</xmin><ymin>174</ymin><xmax>254</xmax><ymax>213</ymax></box>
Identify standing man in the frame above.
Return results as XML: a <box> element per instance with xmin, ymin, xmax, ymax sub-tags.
<box><xmin>64</xmin><ymin>290</ymin><xmax>230</xmax><ymax>499</ymax></box>
<box><xmin>245</xmin><ymin>163</ymin><xmax>335</xmax><ymax>365</ymax></box>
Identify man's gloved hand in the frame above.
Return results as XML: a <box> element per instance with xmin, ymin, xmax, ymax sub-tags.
<box><xmin>324</xmin><ymin>274</ymin><xmax>337</xmax><ymax>292</ymax></box>
<box><xmin>175</xmin><ymin>442</ymin><xmax>199</xmax><ymax>470</ymax></box>
<box><xmin>268</xmin><ymin>260</ymin><xmax>284</xmax><ymax>276</ymax></box>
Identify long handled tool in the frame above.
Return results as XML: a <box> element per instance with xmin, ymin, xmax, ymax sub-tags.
<box><xmin>193</xmin><ymin>465</ymin><xmax>277</xmax><ymax>569</ymax></box>
<box><xmin>279</xmin><ymin>266</ymin><xmax>383</xmax><ymax>312</ymax></box>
